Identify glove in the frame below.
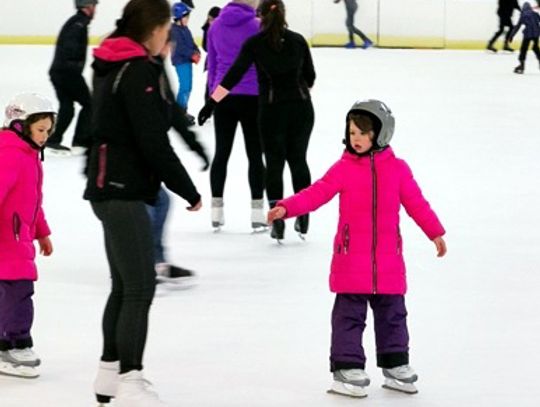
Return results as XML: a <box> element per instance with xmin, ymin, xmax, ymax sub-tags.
<box><xmin>192</xmin><ymin>142</ymin><xmax>210</xmax><ymax>171</ymax></box>
<box><xmin>192</xmin><ymin>52</ymin><xmax>201</xmax><ymax>64</ymax></box>
<box><xmin>198</xmin><ymin>98</ymin><xmax>217</xmax><ymax>126</ymax></box>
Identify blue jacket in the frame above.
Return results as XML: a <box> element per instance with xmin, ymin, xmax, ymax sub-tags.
<box><xmin>170</xmin><ymin>24</ymin><xmax>199</xmax><ymax>65</ymax></box>
<box><xmin>511</xmin><ymin>2</ymin><xmax>540</xmax><ymax>39</ymax></box>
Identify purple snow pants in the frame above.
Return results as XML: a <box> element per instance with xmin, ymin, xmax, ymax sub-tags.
<box><xmin>330</xmin><ymin>294</ymin><xmax>409</xmax><ymax>371</ymax></box>
<box><xmin>0</xmin><ymin>280</ymin><xmax>34</xmax><ymax>350</ymax></box>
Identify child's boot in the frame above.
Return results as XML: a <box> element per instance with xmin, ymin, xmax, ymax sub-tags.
<box><xmin>5</xmin><ymin>347</ymin><xmax>40</xmax><ymax>367</ymax></box>
<box><xmin>115</xmin><ymin>370</ymin><xmax>167</xmax><ymax>407</ymax></box>
<box><xmin>382</xmin><ymin>364</ymin><xmax>418</xmax><ymax>394</ymax></box>
<box><xmin>94</xmin><ymin>360</ymin><xmax>119</xmax><ymax>405</ymax></box>
<box><xmin>327</xmin><ymin>368</ymin><xmax>370</xmax><ymax>398</ymax></box>
<box><xmin>211</xmin><ymin>197</ymin><xmax>224</xmax><ymax>230</ymax></box>
<box><xmin>0</xmin><ymin>352</ymin><xmax>39</xmax><ymax>378</ymax></box>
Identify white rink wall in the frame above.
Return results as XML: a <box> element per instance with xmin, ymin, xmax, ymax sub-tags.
<box><xmin>0</xmin><ymin>0</ymin><xmax>521</xmax><ymax>48</ymax></box>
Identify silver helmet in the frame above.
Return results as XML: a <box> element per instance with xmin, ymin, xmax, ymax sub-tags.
<box><xmin>4</xmin><ymin>93</ymin><xmax>56</xmax><ymax>128</ymax></box>
<box><xmin>347</xmin><ymin>99</ymin><xmax>395</xmax><ymax>148</ymax></box>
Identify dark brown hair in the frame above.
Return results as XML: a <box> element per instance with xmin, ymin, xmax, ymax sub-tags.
<box><xmin>258</xmin><ymin>0</ymin><xmax>287</xmax><ymax>51</ymax></box>
<box><xmin>348</xmin><ymin>112</ymin><xmax>375</xmax><ymax>138</ymax></box>
<box><xmin>110</xmin><ymin>0</ymin><xmax>171</xmax><ymax>43</ymax></box>
<box><xmin>24</xmin><ymin>113</ymin><xmax>56</xmax><ymax>137</ymax></box>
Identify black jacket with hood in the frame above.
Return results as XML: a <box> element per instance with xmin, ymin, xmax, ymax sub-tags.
<box><xmin>83</xmin><ymin>37</ymin><xmax>200</xmax><ymax>206</ymax></box>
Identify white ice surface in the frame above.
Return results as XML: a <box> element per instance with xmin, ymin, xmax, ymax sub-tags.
<box><xmin>0</xmin><ymin>46</ymin><xmax>539</xmax><ymax>406</ymax></box>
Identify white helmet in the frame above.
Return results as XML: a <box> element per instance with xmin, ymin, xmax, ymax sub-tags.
<box><xmin>4</xmin><ymin>93</ymin><xmax>56</xmax><ymax>128</ymax></box>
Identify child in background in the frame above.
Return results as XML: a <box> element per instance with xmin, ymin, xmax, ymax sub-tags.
<box><xmin>267</xmin><ymin>100</ymin><xmax>447</xmax><ymax>398</ymax></box>
<box><xmin>0</xmin><ymin>93</ymin><xmax>55</xmax><ymax>379</ymax></box>
<box><xmin>509</xmin><ymin>1</ymin><xmax>540</xmax><ymax>74</ymax></box>
<box><xmin>171</xmin><ymin>1</ymin><xmax>201</xmax><ymax>125</ymax></box>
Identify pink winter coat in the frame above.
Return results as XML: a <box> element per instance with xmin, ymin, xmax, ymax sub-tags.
<box><xmin>278</xmin><ymin>147</ymin><xmax>445</xmax><ymax>295</ymax></box>
<box><xmin>0</xmin><ymin>130</ymin><xmax>50</xmax><ymax>281</ymax></box>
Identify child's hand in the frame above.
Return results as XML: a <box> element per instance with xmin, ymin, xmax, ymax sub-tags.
<box><xmin>38</xmin><ymin>236</ymin><xmax>53</xmax><ymax>256</ymax></box>
<box><xmin>267</xmin><ymin>206</ymin><xmax>286</xmax><ymax>224</ymax></box>
<box><xmin>192</xmin><ymin>52</ymin><xmax>201</xmax><ymax>64</ymax></box>
<box><xmin>433</xmin><ymin>236</ymin><xmax>447</xmax><ymax>257</ymax></box>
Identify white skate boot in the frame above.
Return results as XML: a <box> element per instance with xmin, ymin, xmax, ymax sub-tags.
<box><xmin>4</xmin><ymin>347</ymin><xmax>41</xmax><ymax>367</ymax></box>
<box><xmin>251</xmin><ymin>199</ymin><xmax>267</xmax><ymax>232</ymax></box>
<box><xmin>211</xmin><ymin>197</ymin><xmax>224</xmax><ymax>231</ymax></box>
<box><xmin>0</xmin><ymin>352</ymin><xmax>39</xmax><ymax>378</ymax></box>
<box><xmin>115</xmin><ymin>370</ymin><xmax>167</xmax><ymax>407</ymax></box>
<box><xmin>382</xmin><ymin>364</ymin><xmax>418</xmax><ymax>394</ymax></box>
<box><xmin>327</xmin><ymin>369</ymin><xmax>370</xmax><ymax>398</ymax></box>
<box><xmin>93</xmin><ymin>360</ymin><xmax>119</xmax><ymax>405</ymax></box>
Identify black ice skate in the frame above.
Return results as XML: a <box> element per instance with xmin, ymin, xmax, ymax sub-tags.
<box><xmin>503</xmin><ymin>43</ymin><xmax>515</xmax><ymax>52</ymax></box>
<box><xmin>514</xmin><ymin>63</ymin><xmax>525</xmax><ymax>74</ymax></box>
<box><xmin>270</xmin><ymin>219</ymin><xmax>285</xmax><ymax>242</ymax></box>
<box><xmin>156</xmin><ymin>263</ymin><xmax>195</xmax><ymax>284</ymax></box>
<box><xmin>486</xmin><ymin>43</ymin><xmax>497</xmax><ymax>53</ymax></box>
<box><xmin>294</xmin><ymin>214</ymin><xmax>309</xmax><ymax>240</ymax></box>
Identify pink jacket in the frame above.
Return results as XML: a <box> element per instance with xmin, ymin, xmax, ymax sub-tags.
<box><xmin>278</xmin><ymin>148</ymin><xmax>445</xmax><ymax>295</ymax></box>
<box><xmin>0</xmin><ymin>130</ymin><xmax>50</xmax><ymax>281</ymax></box>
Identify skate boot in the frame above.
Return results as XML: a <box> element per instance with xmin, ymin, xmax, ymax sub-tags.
<box><xmin>251</xmin><ymin>199</ymin><xmax>268</xmax><ymax>231</ymax></box>
<box><xmin>294</xmin><ymin>214</ymin><xmax>309</xmax><ymax>239</ymax></box>
<box><xmin>4</xmin><ymin>347</ymin><xmax>41</xmax><ymax>367</ymax></box>
<box><xmin>486</xmin><ymin>41</ymin><xmax>497</xmax><ymax>53</ymax></box>
<box><xmin>94</xmin><ymin>360</ymin><xmax>119</xmax><ymax>405</ymax></box>
<box><xmin>514</xmin><ymin>63</ymin><xmax>525</xmax><ymax>74</ymax></box>
<box><xmin>327</xmin><ymin>369</ymin><xmax>370</xmax><ymax>398</ymax></box>
<box><xmin>270</xmin><ymin>219</ymin><xmax>285</xmax><ymax>242</ymax></box>
<box><xmin>115</xmin><ymin>370</ymin><xmax>168</xmax><ymax>407</ymax></box>
<box><xmin>382</xmin><ymin>364</ymin><xmax>418</xmax><ymax>394</ymax></box>
<box><xmin>211</xmin><ymin>197</ymin><xmax>224</xmax><ymax>230</ymax></box>
<box><xmin>0</xmin><ymin>352</ymin><xmax>39</xmax><ymax>378</ymax></box>
<box><xmin>503</xmin><ymin>42</ymin><xmax>514</xmax><ymax>52</ymax></box>
<box><xmin>361</xmin><ymin>39</ymin><xmax>373</xmax><ymax>49</ymax></box>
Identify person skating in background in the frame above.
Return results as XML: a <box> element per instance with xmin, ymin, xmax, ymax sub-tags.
<box><xmin>509</xmin><ymin>2</ymin><xmax>540</xmax><ymax>73</ymax></box>
<box><xmin>333</xmin><ymin>0</ymin><xmax>373</xmax><ymax>49</ymax></box>
<box><xmin>199</xmin><ymin>0</ymin><xmax>316</xmax><ymax>240</ymax></box>
<box><xmin>204</xmin><ymin>0</ymin><xmax>266</xmax><ymax>231</ymax></box>
<box><xmin>48</xmin><ymin>0</ymin><xmax>98</xmax><ymax>156</ymax></box>
<box><xmin>487</xmin><ymin>0</ymin><xmax>521</xmax><ymax>52</ymax></box>
<box><xmin>202</xmin><ymin>6</ymin><xmax>221</xmax><ymax>101</ymax></box>
<box><xmin>84</xmin><ymin>0</ymin><xmax>202</xmax><ymax>405</ymax></box>
<box><xmin>171</xmin><ymin>2</ymin><xmax>201</xmax><ymax>126</ymax></box>
<box><xmin>0</xmin><ymin>94</ymin><xmax>55</xmax><ymax>379</ymax></box>
<box><xmin>267</xmin><ymin>100</ymin><xmax>447</xmax><ymax>398</ymax></box>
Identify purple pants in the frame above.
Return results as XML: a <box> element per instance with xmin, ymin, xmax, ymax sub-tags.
<box><xmin>0</xmin><ymin>280</ymin><xmax>34</xmax><ymax>350</ymax></box>
<box><xmin>330</xmin><ymin>294</ymin><xmax>409</xmax><ymax>371</ymax></box>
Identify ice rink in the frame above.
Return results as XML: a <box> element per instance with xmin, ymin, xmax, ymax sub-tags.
<box><xmin>1</xmin><ymin>45</ymin><xmax>539</xmax><ymax>406</ymax></box>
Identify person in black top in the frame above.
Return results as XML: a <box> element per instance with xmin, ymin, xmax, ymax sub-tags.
<box><xmin>85</xmin><ymin>0</ymin><xmax>201</xmax><ymax>405</ymax></box>
<box><xmin>48</xmin><ymin>0</ymin><xmax>98</xmax><ymax>155</ymax></box>
<box><xmin>487</xmin><ymin>0</ymin><xmax>521</xmax><ymax>52</ymax></box>
<box><xmin>199</xmin><ymin>0</ymin><xmax>316</xmax><ymax>241</ymax></box>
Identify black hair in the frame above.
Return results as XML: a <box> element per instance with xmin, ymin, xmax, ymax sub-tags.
<box><xmin>258</xmin><ymin>0</ymin><xmax>287</xmax><ymax>51</ymax></box>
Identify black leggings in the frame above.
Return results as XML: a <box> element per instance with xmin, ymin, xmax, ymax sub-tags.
<box><xmin>259</xmin><ymin>100</ymin><xmax>314</xmax><ymax>202</ymax></box>
<box><xmin>91</xmin><ymin>200</ymin><xmax>156</xmax><ymax>374</ymax></box>
<box><xmin>519</xmin><ymin>37</ymin><xmax>540</xmax><ymax>63</ymax></box>
<box><xmin>488</xmin><ymin>15</ymin><xmax>514</xmax><ymax>46</ymax></box>
<box><xmin>211</xmin><ymin>95</ymin><xmax>265</xmax><ymax>200</ymax></box>
<box><xmin>344</xmin><ymin>0</ymin><xmax>370</xmax><ymax>44</ymax></box>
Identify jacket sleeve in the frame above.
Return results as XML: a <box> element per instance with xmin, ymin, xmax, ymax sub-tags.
<box><xmin>0</xmin><ymin>147</ymin><xmax>21</xmax><ymax>204</ymax></box>
<box><xmin>301</xmin><ymin>37</ymin><xmax>316</xmax><ymax>88</ymax></box>
<box><xmin>34</xmin><ymin>207</ymin><xmax>51</xmax><ymax>239</ymax></box>
<box><xmin>206</xmin><ymin>25</ymin><xmax>218</xmax><ymax>93</ymax></box>
<box><xmin>220</xmin><ymin>38</ymin><xmax>256</xmax><ymax>91</ymax></box>
<box><xmin>399</xmin><ymin>160</ymin><xmax>445</xmax><ymax>240</ymax></box>
<box><xmin>119</xmin><ymin>62</ymin><xmax>201</xmax><ymax>206</ymax></box>
<box><xmin>278</xmin><ymin>161</ymin><xmax>343</xmax><ymax>218</ymax></box>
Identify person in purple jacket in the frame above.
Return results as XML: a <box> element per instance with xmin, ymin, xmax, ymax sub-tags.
<box><xmin>205</xmin><ymin>0</ymin><xmax>266</xmax><ymax>231</ymax></box>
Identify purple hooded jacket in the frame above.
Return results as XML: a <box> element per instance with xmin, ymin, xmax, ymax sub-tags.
<box><xmin>206</xmin><ymin>2</ymin><xmax>259</xmax><ymax>96</ymax></box>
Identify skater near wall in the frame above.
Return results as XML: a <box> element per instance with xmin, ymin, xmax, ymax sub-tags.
<box><xmin>509</xmin><ymin>2</ymin><xmax>540</xmax><ymax>73</ymax></box>
<box><xmin>0</xmin><ymin>94</ymin><xmax>55</xmax><ymax>379</ymax></box>
<box><xmin>487</xmin><ymin>0</ymin><xmax>521</xmax><ymax>52</ymax></box>
<box><xmin>204</xmin><ymin>0</ymin><xmax>266</xmax><ymax>231</ymax></box>
<box><xmin>333</xmin><ymin>0</ymin><xmax>373</xmax><ymax>49</ymax></box>
<box><xmin>84</xmin><ymin>0</ymin><xmax>202</xmax><ymax>405</ymax></box>
<box><xmin>199</xmin><ymin>0</ymin><xmax>316</xmax><ymax>240</ymax></box>
<box><xmin>48</xmin><ymin>0</ymin><xmax>98</xmax><ymax>156</ymax></box>
<box><xmin>267</xmin><ymin>100</ymin><xmax>447</xmax><ymax>398</ymax></box>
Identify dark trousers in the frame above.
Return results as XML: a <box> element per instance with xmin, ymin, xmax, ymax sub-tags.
<box><xmin>91</xmin><ymin>200</ymin><xmax>156</xmax><ymax>374</ymax></box>
<box><xmin>344</xmin><ymin>0</ymin><xmax>370</xmax><ymax>44</ymax></box>
<box><xmin>49</xmin><ymin>72</ymin><xmax>92</xmax><ymax>147</ymax></box>
<box><xmin>211</xmin><ymin>95</ymin><xmax>265</xmax><ymax>200</ymax></box>
<box><xmin>0</xmin><ymin>280</ymin><xmax>34</xmax><ymax>351</ymax></box>
<box><xmin>330</xmin><ymin>294</ymin><xmax>409</xmax><ymax>372</ymax></box>
<box><xmin>518</xmin><ymin>37</ymin><xmax>540</xmax><ymax>63</ymax></box>
<box><xmin>259</xmin><ymin>100</ymin><xmax>314</xmax><ymax>202</ymax></box>
<box><xmin>488</xmin><ymin>15</ymin><xmax>514</xmax><ymax>46</ymax></box>
<box><xmin>146</xmin><ymin>187</ymin><xmax>170</xmax><ymax>264</ymax></box>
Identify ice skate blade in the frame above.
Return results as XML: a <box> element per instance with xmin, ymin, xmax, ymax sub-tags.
<box><xmin>327</xmin><ymin>381</ymin><xmax>367</xmax><ymax>398</ymax></box>
<box><xmin>0</xmin><ymin>362</ymin><xmax>39</xmax><ymax>379</ymax></box>
<box><xmin>251</xmin><ymin>225</ymin><xmax>269</xmax><ymax>234</ymax></box>
<box><xmin>382</xmin><ymin>379</ymin><xmax>418</xmax><ymax>394</ymax></box>
<box><xmin>298</xmin><ymin>233</ymin><xmax>306</xmax><ymax>241</ymax></box>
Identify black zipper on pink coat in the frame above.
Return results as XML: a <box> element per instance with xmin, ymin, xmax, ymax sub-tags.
<box><xmin>370</xmin><ymin>152</ymin><xmax>378</xmax><ymax>294</ymax></box>
<box><xmin>97</xmin><ymin>144</ymin><xmax>108</xmax><ymax>189</ymax></box>
<box><xmin>12</xmin><ymin>213</ymin><xmax>21</xmax><ymax>242</ymax></box>
<box><xmin>32</xmin><ymin>154</ymin><xmax>42</xmax><ymax>225</ymax></box>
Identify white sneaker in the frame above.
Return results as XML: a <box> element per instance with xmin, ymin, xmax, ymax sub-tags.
<box><xmin>0</xmin><ymin>353</ymin><xmax>39</xmax><ymax>379</ymax></box>
<box><xmin>115</xmin><ymin>370</ymin><xmax>167</xmax><ymax>407</ymax></box>
<box><xmin>93</xmin><ymin>360</ymin><xmax>119</xmax><ymax>404</ymax></box>
<box><xmin>251</xmin><ymin>199</ymin><xmax>267</xmax><ymax>229</ymax></box>
<box><xmin>5</xmin><ymin>347</ymin><xmax>40</xmax><ymax>367</ymax></box>
<box><xmin>211</xmin><ymin>197</ymin><xmax>224</xmax><ymax>228</ymax></box>
<box><xmin>328</xmin><ymin>369</ymin><xmax>370</xmax><ymax>398</ymax></box>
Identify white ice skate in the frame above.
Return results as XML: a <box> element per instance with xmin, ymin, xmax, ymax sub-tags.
<box><xmin>93</xmin><ymin>360</ymin><xmax>119</xmax><ymax>406</ymax></box>
<box><xmin>327</xmin><ymin>369</ymin><xmax>370</xmax><ymax>398</ymax></box>
<box><xmin>115</xmin><ymin>370</ymin><xmax>167</xmax><ymax>407</ymax></box>
<box><xmin>45</xmin><ymin>144</ymin><xmax>72</xmax><ymax>157</ymax></box>
<box><xmin>382</xmin><ymin>365</ymin><xmax>418</xmax><ymax>394</ymax></box>
<box><xmin>211</xmin><ymin>198</ymin><xmax>224</xmax><ymax>231</ymax></box>
<box><xmin>0</xmin><ymin>353</ymin><xmax>39</xmax><ymax>379</ymax></box>
<box><xmin>251</xmin><ymin>199</ymin><xmax>268</xmax><ymax>232</ymax></box>
<box><xmin>4</xmin><ymin>347</ymin><xmax>41</xmax><ymax>367</ymax></box>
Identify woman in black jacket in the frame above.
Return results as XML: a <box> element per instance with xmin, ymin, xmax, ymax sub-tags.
<box><xmin>487</xmin><ymin>0</ymin><xmax>521</xmax><ymax>52</ymax></box>
<box><xmin>199</xmin><ymin>0</ymin><xmax>316</xmax><ymax>241</ymax></box>
<box><xmin>84</xmin><ymin>1</ymin><xmax>201</xmax><ymax>406</ymax></box>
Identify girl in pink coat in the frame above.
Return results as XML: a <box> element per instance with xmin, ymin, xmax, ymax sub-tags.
<box><xmin>0</xmin><ymin>93</ymin><xmax>55</xmax><ymax>379</ymax></box>
<box><xmin>268</xmin><ymin>100</ymin><xmax>447</xmax><ymax>398</ymax></box>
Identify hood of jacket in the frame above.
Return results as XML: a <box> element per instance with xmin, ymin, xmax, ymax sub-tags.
<box><xmin>217</xmin><ymin>2</ymin><xmax>257</xmax><ymax>28</ymax></box>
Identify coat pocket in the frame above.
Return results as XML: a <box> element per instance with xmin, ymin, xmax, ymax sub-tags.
<box><xmin>12</xmin><ymin>212</ymin><xmax>21</xmax><ymax>242</ymax></box>
<box><xmin>342</xmin><ymin>224</ymin><xmax>350</xmax><ymax>255</ymax></box>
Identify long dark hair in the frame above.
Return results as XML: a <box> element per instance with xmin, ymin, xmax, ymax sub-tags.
<box><xmin>110</xmin><ymin>0</ymin><xmax>170</xmax><ymax>43</ymax></box>
<box><xmin>258</xmin><ymin>0</ymin><xmax>287</xmax><ymax>51</ymax></box>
